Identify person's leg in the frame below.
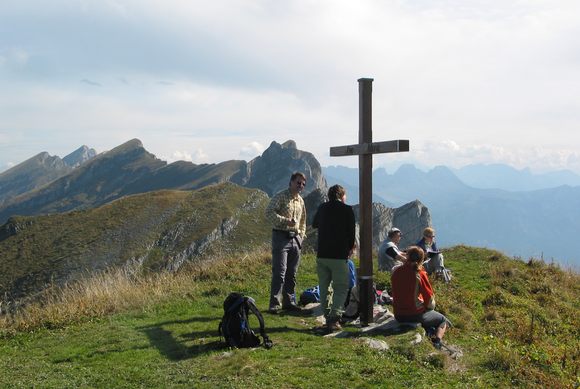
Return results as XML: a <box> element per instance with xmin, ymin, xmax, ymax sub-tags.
<box><xmin>316</xmin><ymin>258</ymin><xmax>332</xmax><ymax>319</ymax></box>
<box><xmin>327</xmin><ymin>259</ymin><xmax>350</xmax><ymax>323</ymax></box>
<box><xmin>270</xmin><ymin>233</ymin><xmax>289</xmax><ymax>309</ymax></box>
<box><xmin>436</xmin><ymin>253</ymin><xmax>445</xmax><ymax>269</ymax></box>
<box><xmin>420</xmin><ymin>310</ymin><xmax>450</xmax><ymax>347</ymax></box>
<box><xmin>282</xmin><ymin>239</ymin><xmax>301</xmax><ymax>307</ymax></box>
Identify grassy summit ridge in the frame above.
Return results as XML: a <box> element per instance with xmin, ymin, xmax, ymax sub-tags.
<box><xmin>0</xmin><ymin>182</ymin><xmax>270</xmax><ymax>302</ymax></box>
<box><xmin>0</xmin><ymin>246</ymin><xmax>578</xmax><ymax>388</ymax></box>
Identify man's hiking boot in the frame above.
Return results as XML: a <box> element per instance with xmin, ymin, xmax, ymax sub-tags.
<box><xmin>267</xmin><ymin>305</ymin><xmax>281</xmax><ymax>314</ymax></box>
<box><xmin>327</xmin><ymin>321</ymin><xmax>342</xmax><ymax>333</ymax></box>
<box><xmin>282</xmin><ymin>303</ymin><xmax>302</xmax><ymax>312</ymax></box>
<box><xmin>431</xmin><ymin>337</ymin><xmax>442</xmax><ymax>350</ymax></box>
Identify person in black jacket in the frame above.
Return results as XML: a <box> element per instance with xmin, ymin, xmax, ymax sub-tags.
<box><xmin>312</xmin><ymin>184</ymin><xmax>356</xmax><ymax>332</ymax></box>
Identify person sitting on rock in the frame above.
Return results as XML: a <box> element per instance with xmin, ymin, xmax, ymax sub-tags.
<box><xmin>391</xmin><ymin>246</ymin><xmax>451</xmax><ymax>349</ymax></box>
<box><xmin>416</xmin><ymin>227</ymin><xmax>444</xmax><ymax>274</ymax></box>
<box><xmin>378</xmin><ymin>227</ymin><xmax>407</xmax><ymax>272</ymax></box>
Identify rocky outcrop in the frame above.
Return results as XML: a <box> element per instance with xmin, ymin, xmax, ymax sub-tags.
<box><xmin>0</xmin><ymin>217</ymin><xmax>33</xmax><ymax>242</ymax></box>
<box><xmin>353</xmin><ymin>200</ymin><xmax>431</xmax><ymax>250</ymax></box>
<box><xmin>305</xmin><ymin>196</ymin><xmax>431</xmax><ymax>253</ymax></box>
<box><xmin>237</xmin><ymin>140</ymin><xmax>327</xmax><ymax>196</ymax></box>
<box><xmin>303</xmin><ymin>187</ymin><xmax>328</xmax><ymax>225</ymax></box>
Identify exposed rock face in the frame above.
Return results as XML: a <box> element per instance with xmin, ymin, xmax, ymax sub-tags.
<box><xmin>63</xmin><ymin>145</ymin><xmax>97</xmax><ymax>167</ymax></box>
<box><xmin>353</xmin><ymin>200</ymin><xmax>431</xmax><ymax>250</ymax></box>
<box><xmin>303</xmin><ymin>187</ymin><xmax>328</xmax><ymax>225</ymax></box>
<box><xmin>305</xmin><ymin>195</ymin><xmax>431</xmax><ymax>254</ymax></box>
<box><xmin>238</xmin><ymin>140</ymin><xmax>327</xmax><ymax>196</ymax></box>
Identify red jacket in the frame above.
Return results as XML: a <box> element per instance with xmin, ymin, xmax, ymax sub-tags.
<box><xmin>391</xmin><ymin>262</ymin><xmax>435</xmax><ymax>316</ymax></box>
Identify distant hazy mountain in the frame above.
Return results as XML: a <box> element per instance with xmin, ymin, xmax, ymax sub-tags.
<box><xmin>62</xmin><ymin>145</ymin><xmax>97</xmax><ymax>168</ymax></box>
<box><xmin>453</xmin><ymin>163</ymin><xmax>580</xmax><ymax>191</ymax></box>
<box><xmin>323</xmin><ymin>166</ymin><xmax>393</xmax><ymax>206</ymax></box>
<box><xmin>325</xmin><ymin>164</ymin><xmax>580</xmax><ymax>267</ymax></box>
<box><xmin>0</xmin><ymin>145</ymin><xmax>96</xmax><ymax>206</ymax></box>
<box><xmin>0</xmin><ymin>139</ymin><xmax>326</xmax><ymax>224</ymax></box>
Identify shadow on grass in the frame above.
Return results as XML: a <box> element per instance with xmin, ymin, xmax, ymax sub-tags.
<box><xmin>141</xmin><ymin>319</ymin><xmax>317</xmax><ymax>361</ymax></box>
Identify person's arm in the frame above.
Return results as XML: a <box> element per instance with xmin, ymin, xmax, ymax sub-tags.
<box><xmin>416</xmin><ymin>238</ymin><xmax>426</xmax><ymax>252</ymax></box>
<box><xmin>431</xmin><ymin>241</ymin><xmax>438</xmax><ymax>252</ymax></box>
<box><xmin>386</xmin><ymin>247</ymin><xmax>406</xmax><ymax>262</ymax></box>
<box><xmin>298</xmin><ymin>200</ymin><xmax>307</xmax><ymax>238</ymax></box>
<box><xmin>265</xmin><ymin>193</ymin><xmax>290</xmax><ymax>227</ymax></box>
<box><xmin>419</xmin><ymin>272</ymin><xmax>435</xmax><ymax>309</ymax></box>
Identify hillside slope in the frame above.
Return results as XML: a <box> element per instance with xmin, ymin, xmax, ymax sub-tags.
<box><xmin>0</xmin><ymin>182</ymin><xmax>270</xmax><ymax>302</ymax></box>
<box><xmin>0</xmin><ymin>246</ymin><xmax>578</xmax><ymax>388</ymax></box>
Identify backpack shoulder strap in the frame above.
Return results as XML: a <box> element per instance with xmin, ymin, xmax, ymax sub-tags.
<box><xmin>245</xmin><ymin>297</ymin><xmax>273</xmax><ymax>349</ymax></box>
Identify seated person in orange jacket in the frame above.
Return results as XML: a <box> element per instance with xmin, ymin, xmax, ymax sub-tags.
<box><xmin>391</xmin><ymin>246</ymin><xmax>451</xmax><ymax>349</ymax></box>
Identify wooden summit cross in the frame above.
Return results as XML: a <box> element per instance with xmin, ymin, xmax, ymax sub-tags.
<box><xmin>330</xmin><ymin>78</ymin><xmax>409</xmax><ymax>326</ymax></box>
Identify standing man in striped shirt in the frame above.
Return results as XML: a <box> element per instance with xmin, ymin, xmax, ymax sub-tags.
<box><xmin>265</xmin><ymin>172</ymin><xmax>307</xmax><ymax>313</ymax></box>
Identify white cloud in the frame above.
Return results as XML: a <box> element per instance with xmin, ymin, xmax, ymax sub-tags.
<box><xmin>239</xmin><ymin>141</ymin><xmax>265</xmax><ymax>160</ymax></box>
<box><xmin>1</xmin><ymin>1</ymin><xmax>580</xmax><ymax>174</ymax></box>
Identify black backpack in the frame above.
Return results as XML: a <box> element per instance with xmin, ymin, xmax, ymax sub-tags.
<box><xmin>218</xmin><ymin>292</ymin><xmax>273</xmax><ymax>349</ymax></box>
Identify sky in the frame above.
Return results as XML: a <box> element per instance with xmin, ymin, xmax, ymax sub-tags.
<box><xmin>1</xmin><ymin>0</ymin><xmax>580</xmax><ymax>174</ymax></box>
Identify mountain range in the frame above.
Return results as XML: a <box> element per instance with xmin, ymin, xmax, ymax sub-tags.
<box><xmin>0</xmin><ymin>146</ymin><xmax>96</xmax><ymax>207</ymax></box>
<box><xmin>1</xmin><ymin>139</ymin><xmax>431</xmax><ymax>303</ymax></box>
<box><xmin>453</xmin><ymin>163</ymin><xmax>580</xmax><ymax>191</ymax></box>
<box><xmin>0</xmin><ymin>139</ymin><xmax>326</xmax><ymax>224</ymax></box>
<box><xmin>325</xmin><ymin>164</ymin><xmax>580</xmax><ymax>267</ymax></box>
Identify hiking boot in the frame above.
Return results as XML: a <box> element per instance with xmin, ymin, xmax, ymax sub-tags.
<box><xmin>431</xmin><ymin>337</ymin><xmax>442</xmax><ymax>350</ymax></box>
<box><xmin>327</xmin><ymin>321</ymin><xmax>342</xmax><ymax>333</ymax></box>
<box><xmin>267</xmin><ymin>305</ymin><xmax>281</xmax><ymax>314</ymax></box>
<box><xmin>282</xmin><ymin>303</ymin><xmax>303</xmax><ymax>312</ymax></box>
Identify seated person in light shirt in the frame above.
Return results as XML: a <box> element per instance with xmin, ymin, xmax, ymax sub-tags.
<box><xmin>378</xmin><ymin>227</ymin><xmax>406</xmax><ymax>272</ymax></box>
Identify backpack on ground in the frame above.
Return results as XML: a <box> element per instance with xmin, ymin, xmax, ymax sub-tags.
<box><xmin>299</xmin><ymin>285</ymin><xmax>320</xmax><ymax>306</ymax></box>
<box><xmin>218</xmin><ymin>292</ymin><xmax>273</xmax><ymax>349</ymax></box>
<box><xmin>342</xmin><ymin>283</ymin><xmax>382</xmax><ymax>321</ymax></box>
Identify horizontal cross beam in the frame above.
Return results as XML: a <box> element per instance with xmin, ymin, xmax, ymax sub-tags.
<box><xmin>330</xmin><ymin>139</ymin><xmax>409</xmax><ymax>157</ymax></box>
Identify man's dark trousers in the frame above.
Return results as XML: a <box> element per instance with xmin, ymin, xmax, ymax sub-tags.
<box><xmin>270</xmin><ymin>230</ymin><xmax>301</xmax><ymax>308</ymax></box>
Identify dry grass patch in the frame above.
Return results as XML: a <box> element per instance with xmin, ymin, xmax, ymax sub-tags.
<box><xmin>0</xmin><ymin>245</ymin><xmax>271</xmax><ymax>336</ymax></box>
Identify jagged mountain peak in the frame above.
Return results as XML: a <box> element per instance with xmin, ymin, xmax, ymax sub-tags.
<box><xmin>243</xmin><ymin>140</ymin><xmax>327</xmax><ymax>196</ymax></box>
<box><xmin>281</xmin><ymin>140</ymin><xmax>297</xmax><ymax>149</ymax></box>
<box><xmin>63</xmin><ymin>145</ymin><xmax>97</xmax><ymax>168</ymax></box>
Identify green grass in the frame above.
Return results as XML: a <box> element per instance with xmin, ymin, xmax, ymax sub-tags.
<box><xmin>0</xmin><ymin>183</ymin><xmax>271</xmax><ymax>302</ymax></box>
<box><xmin>0</xmin><ymin>246</ymin><xmax>578</xmax><ymax>388</ymax></box>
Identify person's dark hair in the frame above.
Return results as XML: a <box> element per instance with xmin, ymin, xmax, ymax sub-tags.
<box><xmin>290</xmin><ymin>172</ymin><xmax>307</xmax><ymax>184</ymax></box>
<box><xmin>327</xmin><ymin>184</ymin><xmax>346</xmax><ymax>201</ymax></box>
<box><xmin>406</xmin><ymin>246</ymin><xmax>425</xmax><ymax>272</ymax></box>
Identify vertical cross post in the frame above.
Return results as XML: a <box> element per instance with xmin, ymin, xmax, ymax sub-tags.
<box><xmin>358</xmin><ymin>78</ymin><xmax>374</xmax><ymax>325</ymax></box>
<box><xmin>330</xmin><ymin>78</ymin><xmax>409</xmax><ymax>326</ymax></box>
